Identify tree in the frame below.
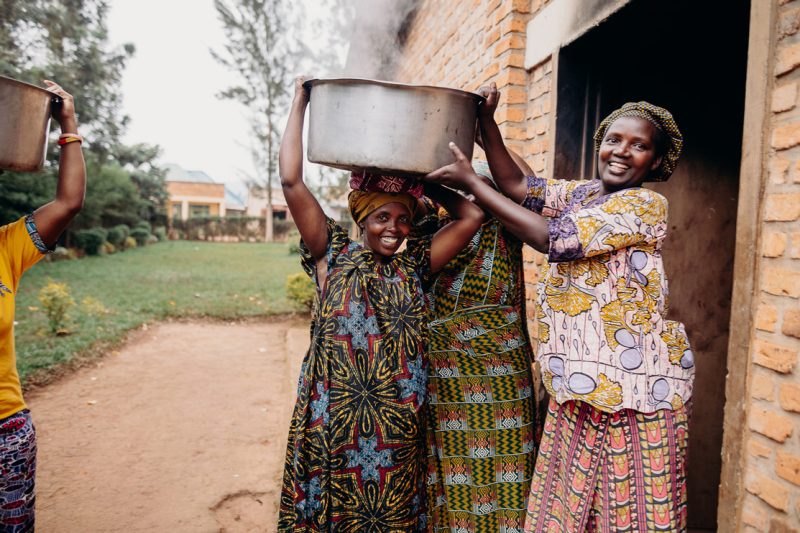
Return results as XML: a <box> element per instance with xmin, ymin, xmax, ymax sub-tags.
<box><xmin>212</xmin><ymin>0</ymin><xmax>299</xmax><ymax>242</ymax></box>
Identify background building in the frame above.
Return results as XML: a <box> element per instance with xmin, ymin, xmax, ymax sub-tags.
<box><xmin>348</xmin><ymin>0</ymin><xmax>799</xmax><ymax>529</ymax></box>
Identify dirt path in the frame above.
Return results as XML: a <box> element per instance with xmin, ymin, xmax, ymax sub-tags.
<box><xmin>26</xmin><ymin>318</ymin><xmax>309</xmax><ymax>533</ymax></box>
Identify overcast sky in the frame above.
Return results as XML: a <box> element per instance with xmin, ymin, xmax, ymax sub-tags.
<box><xmin>107</xmin><ymin>0</ymin><xmax>340</xmax><ymax>197</ymax></box>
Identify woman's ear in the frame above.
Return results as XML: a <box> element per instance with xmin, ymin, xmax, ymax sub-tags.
<box><xmin>650</xmin><ymin>155</ymin><xmax>663</xmax><ymax>171</ymax></box>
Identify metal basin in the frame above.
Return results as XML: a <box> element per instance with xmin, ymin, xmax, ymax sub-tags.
<box><xmin>304</xmin><ymin>78</ymin><xmax>483</xmax><ymax>175</ymax></box>
<box><xmin>0</xmin><ymin>76</ymin><xmax>57</xmax><ymax>172</ymax></box>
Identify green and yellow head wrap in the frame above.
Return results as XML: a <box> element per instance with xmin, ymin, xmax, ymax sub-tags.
<box><xmin>593</xmin><ymin>101</ymin><xmax>683</xmax><ymax>182</ymax></box>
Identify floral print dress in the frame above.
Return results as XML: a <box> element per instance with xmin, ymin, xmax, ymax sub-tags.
<box><xmin>279</xmin><ymin>219</ymin><xmax>430</xmax><ymax>532</ymax></box>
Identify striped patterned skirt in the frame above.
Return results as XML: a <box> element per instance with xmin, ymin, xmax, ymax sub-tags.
<box><xmin>425</xmin><ymin>305</ymin><xmax>538</xmax><ymax>533</ymax></box>
<box><xmin>524</xmin><ymin>398</ymin><xmax>689</xmax><ymax>532</ymax></box>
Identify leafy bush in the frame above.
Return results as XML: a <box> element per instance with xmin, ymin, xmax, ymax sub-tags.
<box><xmin>123</xmin><ymin>236</ymin><xmax>137</xmax><ymax>250</ymax></box>
<box><xmin>146</xmin><ymin>234</ymin><xmax>159</xmax><ymax>245</ymax></box>
<box><xmin>130</xmin><ymin>228</ymin><xmax>151</xmax><ymax>246</ymax></box>
<box><xmin>287</xmin><ymin>229</ymin><xmax>301</xmax><ymax>254</ymax></box>
<box><xmin>134</xmin><ymin>220</ymin><xmax>152</xmax><ymax>233</ymax></box>
<box><xmin>286</xmin><ymin>272</ymin><xmax>315</xmax><ymax>311</ymax></box>
<box><xmin>102</xmin><ymin>241</ymin><xmax>116</xmax><ymax>254</ymax></box>
<box><xmin>74</xmin><ymin>228</ymin><xmax>106</xmax><ymax>256</ymax></box>
<box><xmin>115</xmin><ymin>224</ymin><xmax>131</xmax><ymax>241</ymax></box>
<box><xmin>153</xmin><ymin>226</ymin><xmax>167</xmax><ymax>241</ymax></box>
<box><xmin>106</xmin><ymin>226</ymin><xmax>125</xmax><ymax>247</ymax></box>
<box><xmin>38</xmin><ymin>279</ymin><xmax>75</xmax><ymax>334</ymax></box>
<box><xmin>47</xmin><ymin>246</ymin><xmax>76</xmax><ymax>262</ymax></box>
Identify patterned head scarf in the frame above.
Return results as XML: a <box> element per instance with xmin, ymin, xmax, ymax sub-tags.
<box><xmin>593</xmin><ymin>101</ymin><xmax>683</xmax><ymax>182</ymax></box>
<box><xmin>348</xmin><ymin>190</ymin><xmax>417</xmax><ymax>224</ymax></box>
<box><xmin>349</xmin><ymin>171</ymin><xmax>424</xmax><ymax>198</ymax></box>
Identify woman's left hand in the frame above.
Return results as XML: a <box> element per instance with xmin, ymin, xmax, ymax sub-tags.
<box><xmin>424</xmin><ymin>142</ymin><xmax>481</xmax><ymax>192</ymax></box>
<box><xmin>43</xmin><ymin>80</ymin><xmax>77</xmax><ymax>131</ymax></box>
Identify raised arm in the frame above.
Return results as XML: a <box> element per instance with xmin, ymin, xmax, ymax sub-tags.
<box><xmin>424</xmin><ymin>181</ymin><xmax>484</xmax><ymax>273</ymax></box>
<box><xmin>476</xmin><ymin>82</ymin><xmax>530</xmax><ymax>203</ymax></box>
<box><xmin>425</xmin><ymin>143</ymin><xmax>549</xmax><ymax>253</ymax></box>
<box><xmin>279</xmin><ymin>77</ymin><xmax>328</xmax><ymax>260</ymax></box>
<box><xmin>32</xmin><ymin>81</ymin><xmax>86</xmax><ymax>248</ymax></box>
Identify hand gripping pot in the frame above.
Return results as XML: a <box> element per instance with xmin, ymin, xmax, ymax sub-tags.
<box><xmin>0</xmin><ymin>75</ymin><xmax>61</xmax><ymax>172</ymax></box>
<box><xmin>304</xmin><ymin>78</ymin><xmax>483</xmax><ymax>176</ymax></box>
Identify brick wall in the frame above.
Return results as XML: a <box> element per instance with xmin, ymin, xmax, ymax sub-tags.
<box><xmin>166</xmin><ymin>181</ymin><xmax>225</xmax><ymax>199</ymax></box>
<box><xmin>740</xmin><ymin>1</ymin><xmax>800</xmax><ymax>530</ymax></box>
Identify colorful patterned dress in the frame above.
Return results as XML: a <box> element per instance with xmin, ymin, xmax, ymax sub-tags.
<box><xmin>409</xmin><ymin>206</ymin><xmax>537</xmax><ymax>533</ymax></box>
<box><xmin>521</xmin><ymin>177</ymin><xmax>693</xmax><ymax>532</ymax></box>
<box><xmin>279</xmin><ymin>219</ymin><xmax>430</xmax><ymax>532</ymax></box>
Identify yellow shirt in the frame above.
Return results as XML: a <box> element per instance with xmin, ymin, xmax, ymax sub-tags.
<box><xmin>0</xmin><ymin>215</ymin><xmax>48</xmax><ymax>419</ymax></box>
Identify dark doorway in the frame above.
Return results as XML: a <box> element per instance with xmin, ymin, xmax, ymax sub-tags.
<box><xmin>552</xmin><ymin>1</ymin><xmax>751</xmax><ymax>529</ymax></box>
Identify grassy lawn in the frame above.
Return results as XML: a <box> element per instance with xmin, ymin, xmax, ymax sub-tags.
<box><xmin>14</xmin><ymin>240</ymin><xmax>305</xmax><ymax>384</ymax></box>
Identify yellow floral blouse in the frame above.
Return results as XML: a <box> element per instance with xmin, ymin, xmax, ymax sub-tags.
<box><xmin>523</xmin><ymin>177</ymin><xmax>694</xmax><ymax>413</ymax></box>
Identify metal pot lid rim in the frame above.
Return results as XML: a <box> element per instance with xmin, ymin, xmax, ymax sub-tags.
<box><xmin>0</xmin><ymin>75</ymin><xmax>58</xmax><ymax>97</ymax></box>
<box><xmin>303</xmin><ymin>77</ymin><xmax>485</xmax><ymax>102</ymax></box>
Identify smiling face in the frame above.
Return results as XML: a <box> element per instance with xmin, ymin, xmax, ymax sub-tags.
<box><xmin>360</xmin><ymin>202</ymin><xmax>412</xmax><ymax>259</ymax></box>
<box><xmin>597</xmin><ymin>116</ymin><xmax>663</xmax><ymax>193</ymax></box>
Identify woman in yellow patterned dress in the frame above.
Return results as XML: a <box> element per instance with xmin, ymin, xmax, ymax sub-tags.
<box><xmin>425</xmin><ymin>84</ymin><xmax>693</xmax><ymax>532</ymax></box>
<box><xmin>408</xmin><ymin>160</ymin><xmax>538</xmax><ymax>533</ymax></box>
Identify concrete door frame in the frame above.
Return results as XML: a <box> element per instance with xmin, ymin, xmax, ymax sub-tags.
<box><xmin>718</xmin><ymin>1</ymin><xmax>778</xmax><ymax>531</ymax></box>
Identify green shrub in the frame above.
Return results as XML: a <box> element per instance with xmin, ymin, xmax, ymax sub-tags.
<box><xmin>286</xmin><ymin>272</ymin><xmax>315</xmax><ymax>311</ymax></box>
<box><xmin>134</xmin><ymin>220</ymin><xmax>152</xmax><ymax>233</ymax></box>
<box><xmin>74</xmin><ymin>228</ymin><xmax>106</xmax><ymax>256</ymax></box>
<box><xmin>38</xmin><ymin>279</ymin><xmax>75</xmax><ymax>334</ymax></box>
<box><xmin>287</xmin><ymin>230</ymin><xmax>301</xmax><ymax>254</ymax></box>
<box><xmin>47</xmin><ymin>246</ymin><xmax>76</xmax><ymax>262</ymax></box>
<box><xmin>123</xmin><ymin>236</ymin><xmax>137</xmax><ymax>250</ymax></box>
<box><xmin>106</xmin><ymin>226</ymin><xmax>125</xmax><ymax>247</ymax></box>
<box><xmin>153</xmin><ymin>226</ymin><xmax>167</xmax><ymax>241</ymax></box>
<box><xmin>130</xmin><ymin>228</ymin><xmax>151</xmax><ymax>246</ymax></box>
<box><xmin>146</xmin><ymin>234</ymin><xmax>159</xmax><ymax>245</ymax></box>
<box><xmin>115</xmin><ymin>224</ymin><xmax>131</xmax><ymax>241</ymax></box>
<box><xmin>102</xmin><ymin>241</ymin><xmax>116</xmax><ymax>254</ymax></box>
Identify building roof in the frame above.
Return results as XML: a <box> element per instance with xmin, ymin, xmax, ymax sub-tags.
<box><xmin>225</xmin><ymin>188</ymin><xmax>246</xmax><ymax>210</ymax></box>
<box><xmin>165</xmin><ymin>163</ymin><xmax>216</xmax><ymax>184</ymax></box>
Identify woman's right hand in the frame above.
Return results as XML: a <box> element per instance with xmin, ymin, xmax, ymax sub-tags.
<box><xmin>43</xmin><ymin>80</ymin><xmax>78</xmax><ymax>132</ymax></box>
<box><xmin>477</xmin><ymin>82</ymin><xmax>499</xmax><ymax>120</ymax></box>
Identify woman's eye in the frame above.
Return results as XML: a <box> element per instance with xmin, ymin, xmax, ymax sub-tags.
<box><xmin>399</xmin><ymin>217</ymin><xmax>409</xmax><ymax>224</ymax></box>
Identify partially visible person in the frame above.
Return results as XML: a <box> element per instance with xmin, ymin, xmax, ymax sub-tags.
<box><xmin>407</xmin><ymin>159</ymin><xmax>538</xmax><ymax>532</ymax></box>
<box><xmin>277</xmin><ymin>76</ymin><xmax>484</xmax><ymax>531</ymax></box>
<box><xmin>0</xmin><ymin>80</ymin><xmax>86</xmax><ymax>532</ymax></box>
<box><xmin>425</xmin><ymin>84</ymin><xmax>693</xmax><ymax>532</ymax></box>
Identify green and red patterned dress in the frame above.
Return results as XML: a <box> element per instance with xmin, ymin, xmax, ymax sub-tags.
<box><xmin>279</xmin><ymin>218</ymin><xmax>430</xmax><ymax>532</ymax></box>
<box><xmin>409</xmin><ymin>205</ymin><xmax>538</xmax><ymax>533</ymax></box>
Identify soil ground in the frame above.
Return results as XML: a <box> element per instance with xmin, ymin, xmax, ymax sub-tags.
<box><xmin>26</xmin><ymin>318</ymin><xmax>309</xmax><ymax>533</ymax></box>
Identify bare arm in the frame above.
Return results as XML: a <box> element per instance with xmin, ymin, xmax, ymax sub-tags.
<box><xmin>425</xmin><ymin>143</ymin><xmax>549</xmax><ymax>253</ymax></box>
<box><xmin>33</xmin><ymin>81</ymin><xmax>86</xmax><ymax>248</ymax></box>
<box><xmin>476</xmin><ymin>82</ymin><xmax>530</xmax><ymax>203</ymax></box>
<box><xmin>279</xmin><ymin>77</ymin><xmax>328</xmax><ymax>260</ymax></box>
<box><xmin>424</xmin><ymin>181</ymin><xmax>484</xmax><ymax>273</ymax></box>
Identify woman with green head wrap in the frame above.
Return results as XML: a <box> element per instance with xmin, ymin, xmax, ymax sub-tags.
<box><xmin>407</xmin><ymin>158</ymin><xmax>539</xmax><ymax>532</ymax></box>
<box><xmin>277</xmin><ymin>76</ymin><xmax>484</xmax><ymax>531</ymax></box>
<box><xmin>425</xmin><ymin>84</ymin><xmax>693</xmax><ymax>532</ymax></box>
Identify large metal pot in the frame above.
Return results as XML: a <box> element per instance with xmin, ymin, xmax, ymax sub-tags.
<box><xmin>305</xmin><ymin>78</ymin><xmax>483</xmax><ymax>175</ymax></box>
<box><xmin>0</xmin><ymin>76</ymin><xmax>59</xmax><ymax>172</ymax></box>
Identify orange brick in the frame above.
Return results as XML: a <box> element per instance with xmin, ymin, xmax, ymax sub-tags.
<box><xmin>497</xmin><ymin>106</ymin><xmax>526</xmax><ymax>123</ymax></box>
<box><xmin>496</xmin><ymin>68</ymin><xmax>527</xmax><ymax>88</ymax></box>
<box><xmin>754</xmin><ymin>338</ymin><xmax>798</xmax><ymax>373</ymax></box>
<box><xmin>763</xmin><ymin>267</ymin><xmax>800</xmax><ymax>297</ymax></box>
<box><xmin>764</xmin><ymin>193</ymin><xmax>800</xmax><ymax>221</ymax></box>
<box><xmin>748</xmin><ymin>437</ymin><xmax>773</xmax><ymax>458</ymax></box>
<box><xmin>784</xmin><ymin>308</ymin><xmax>800</xmax><ymax>339</ymax></box>
<box><xmin>776</xmin><ymin>450</ymin><xmax>800</xmax><ymax>486</ymax></box>
<box><xmin>506</xmin><ymin>50</ymin><xmax>526</xmax><ymax>68</ymax></box>
<box><xmin>779</xmin><ymin>6</ymin><xmax>800</xmax><ymax>39</ymax></box>
<box><xmin>780</xmin><ymin>382</ymin><xmax>800</xmax><ymax>413</ymax></box>
<box><xmin>494</xmin><ymin>35</ymin><xmax>526</xmax><ymax>57</ymax></box>
<box><xmin>773</xmin><ymin>82</ymin><xmax>798</xmax><ymax>112</ymax></box>
<box><xmin>769</xmin><ymin>518</ymin><xmax>796</xmax><ymax>533</ymax></box>
<box><xmin>791</xmin><ymin>233</ymin><xmax>800</xmax><ymax>259</ymax></box>
<box><xmin>770</xmin><ymin>156</ymin><xmax>790</xmax><ymax>184</ymax></box>
<box><xmin>502</xmin><ymin>125</ymin><xmax>527</xmax><ymax>140</ymax></box>
<box><xmin>742</xmin><ymin>498</ymin><xmax>768</xmax><ymax>530</ymax></box>
<box><xmin>500</xmin><ymin>16</ymin><xmax>527</xmax><ymax>33</ymax></box>
<box><xmin>484</xmin><ymin>28</ymin><xmax>501</xmax><ymax>48</ymax></box>
<box><xmin>755</xmin><ymin>302</ymin><xmax>778</xmax><ymax>332</ymax></box>
<box><xmin>776</xmin><ymin>41</ymin><xmax>800</xmax><ymax>75</ymax></box>
<box><xmin>746</xmin><ymin>471</ymin><xmax>791</xmax><ymax>511</ymax></box>
<box><xmin>749</xmin><ymin>407</ymin><xmax>794</xmax><ymax>442</ymax></box>
<box><xmin>751</xmin><ymin>370</ymin><xmax>776</xmax><ymax>401</ymax></box>
<box><xmin>504</xmin><ymin>86</ymin><xmax>527</xmax><ymax>104</ymax></box>
<box><xmin>763</xmin><ymin>231</ymin><xmax>788</xmax><ymax>257</ymax></box>
<box><xmin>772</xmin><ymin>122</ymin><xmax>800</xmax><ymax>150</ymax></box>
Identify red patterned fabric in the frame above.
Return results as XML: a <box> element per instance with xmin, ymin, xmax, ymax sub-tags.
<box><xmin>524</xmin><ymin>399</ymin><xmax>689</xmax><ymax>532</ymax></box>
<box><xmin>349</xmin><ymin>171</ymin><xmax>424</xmax><ymax>198</ymax></box>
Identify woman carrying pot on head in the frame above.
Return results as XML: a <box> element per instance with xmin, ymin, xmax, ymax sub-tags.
<box><xmin>277</xmin><ymin>76</ymin><xmax>484</xmax><ymax>531</ymax></box>
<box><xmin>406</xmin><ymin>154</ymin><xmax>539</xmax><ymax>532</ymax></box>
<box><xmin>425</xmin><ymin>83</ymin><xmax>693</xmax><ymax>532</ymax></box>
<box><xmin>0</xmin><ymin>80</ymin><xmax>85</xmax><ymax>532</ymax></box>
